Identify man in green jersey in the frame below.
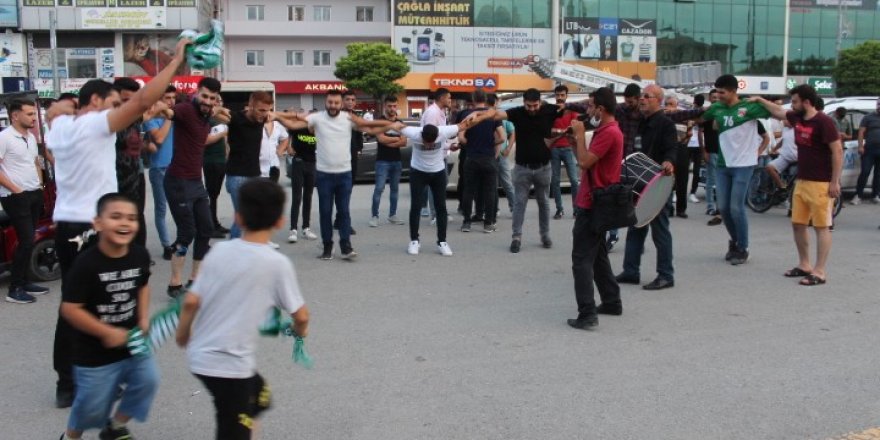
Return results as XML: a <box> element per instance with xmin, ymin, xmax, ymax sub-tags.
<box><xmin>698</xmin><ymin>75</ymin><xmax>771</xmax><ymax>265</ymax></box>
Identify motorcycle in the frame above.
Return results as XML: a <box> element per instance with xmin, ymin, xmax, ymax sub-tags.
<box><xmin>0</xmin><ymin>181</ymin><xmax>60</xmax><ymax>282</ymax></box>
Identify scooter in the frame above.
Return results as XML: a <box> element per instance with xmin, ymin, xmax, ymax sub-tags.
<box><xmin>0</xmin><ymin>181</ymin><xmax>60</xmax><ymax>282</ymax></box>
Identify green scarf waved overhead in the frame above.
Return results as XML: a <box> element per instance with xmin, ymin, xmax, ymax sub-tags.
<box><xmin>179</xmin><ymin>19</ymin><xmax>224</xmax><ymax>70</ymax></box>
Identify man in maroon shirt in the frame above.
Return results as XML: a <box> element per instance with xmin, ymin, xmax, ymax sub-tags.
<box><xmin>548</xmin><ymin>85</ymin><xmax>580</xmax><ymax>219</ymax></box>
<box><xmin>568</xmin><ymin>87</ymin><xmax>623</xmax><ymax>330</ymax></box>
<box><xmin>750</xmin><ymin>85</ymin><xmax>842</xmax><ymax>286</ymax></box>
<box><xmin>164</xmin><ymin>77</ymin><xmax>230</xmax><ymax>298</ymax></box>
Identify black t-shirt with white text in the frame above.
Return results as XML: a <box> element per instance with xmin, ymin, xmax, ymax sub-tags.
<box><xmin>62</xmin><ymin>245</ymin><xmax>151</xmax><ymax>367</ymax></box>
<box><xmin>290</xmin><ymin>128</ymin><xmax>317</xmax><ymax>163</ymax></box>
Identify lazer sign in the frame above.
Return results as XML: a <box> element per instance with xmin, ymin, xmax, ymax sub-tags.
<box><xmin>429</xmin><ymin>74</ymin><xmax>499</xmax><ymax>92</ymax></box>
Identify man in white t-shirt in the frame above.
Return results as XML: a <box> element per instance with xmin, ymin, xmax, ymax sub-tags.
<box><xmin>401</xmin><ymin>109</ymin><xmax>497</xmax><ymax>256</ymax></box>
<box><xmin>45</xmin><ymin>37</ymin><xmax>193</xmax><ymax>409</ymax></box>
<box><xmin>272</xmin><ymin>90</ymin><xmax>401</xmax><ymax>260</ymax></box>
<box><xmin>0</xmin><ymin>99</ymin><xmax>48</xmax><ymax>304</ymax></box>
<box><xmin>260</xmin><ymin>120</ymin><xmax>288</xmax><ymax>182</ymax></box>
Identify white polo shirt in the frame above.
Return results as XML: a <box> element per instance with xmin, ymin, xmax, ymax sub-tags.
<box><xmin>46</xmin><ymin>110</ymin><xmax>118</xmax><ymax>223</ymax></box>
<box><xmin>0</xmin><ymin>127</ymin><xmax>42</xmax><ymax>197</ymax></box>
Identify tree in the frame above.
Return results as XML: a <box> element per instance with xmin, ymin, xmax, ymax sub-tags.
<box><xmin>334</xmin><ymin>43</ymin><xmax>410</xmax><ymax>100</ymax></box>
<box><xmin>833</xmin><ymin>40</ymin><xmax>880</xmax><ymax>97</ymax></box>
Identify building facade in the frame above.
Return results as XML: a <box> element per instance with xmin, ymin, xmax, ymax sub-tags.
<box><xmin>13</xmin><ymin>0</ymin><xmax>212</xmax><ymax>97</ymax></box>
<box><xmin>220</xmin><ymin>0</ymin><xmax>391</xmax><ymax>110</ymax></box>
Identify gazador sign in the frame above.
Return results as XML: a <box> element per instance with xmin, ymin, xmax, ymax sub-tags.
<box><xmin>429</xmin><ymin>74</ymin><xmax>499</xmax><ymax>92</ymax></box>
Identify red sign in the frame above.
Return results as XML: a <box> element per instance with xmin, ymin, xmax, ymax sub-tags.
<box><xmin>125</xmin><ymin>76</ymin><xmax>205</xmax><ymax>96</ymax></box>
<box><xmin>273</xmin><ymin>81</ymin><xmax>347</xmax><ymax>94</ymax></box>
<box><xmin>429</xmin><ymin>74</ymin><xmax>499</xmax><ymax>93</ymax></box>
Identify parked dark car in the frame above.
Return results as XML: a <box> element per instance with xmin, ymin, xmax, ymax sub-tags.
<box><xmin>354</xmin><ymin>119</ymin><xmax>420</xmax><ymax>183</ymax></box>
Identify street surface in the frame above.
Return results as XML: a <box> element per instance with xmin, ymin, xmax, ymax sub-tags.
<box><xmin>2</xmin><ymin>182</ymin><xmax>880</xmax><ymax>440</ymax></box>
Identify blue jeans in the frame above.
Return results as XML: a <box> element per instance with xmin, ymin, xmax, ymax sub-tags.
<box><xmin>495</xmin><ymin>156</ymin><xmax>515</xmax><ymax>213</ymax></box>
<box><xmin>705</xmin><ymin>153</ymin><xmax>718</xmax><ymax>213</ymax></box>
<box><xmin>622</xmin><ymin>200</ymin><xmax>674</xmax><ymax>281</ymax></box>
<box><xmin>68</xmin><ymin>356</ymin><xmax>159</xmax><ymax>432</ymax></box>
<box><xmin>551</xmin><ymin>147</ymin><xmax>580</xmax><ymax>212</ymax></box>
<box><xmin>316</xmin><ymin>171</ymin><xmax>353</xmax><ymax>247</ymax></box>
<box><xmin>148</xmin><ymin>166</ymin><xmax>170</xmax><ymax>247</ymax></box>
<box><xmin>225</xmin><ymin>175</ymin><xmax>250</xmax><ymax>239</ymax></box>
<box><xmin>715</xmin><ymin>165</ymin><xmax>754</xmax><ymax>250</ymax></box>
<box><xmin>371</xmin><ymin>160</ymin><xmax>402</xmax><ymax>218</ymax></box>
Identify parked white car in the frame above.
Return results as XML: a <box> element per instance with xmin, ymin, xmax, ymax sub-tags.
<box><xmin>822</xmin><ymin>96</ymin><xmax>877</xmax><ymax>191</ymax></box>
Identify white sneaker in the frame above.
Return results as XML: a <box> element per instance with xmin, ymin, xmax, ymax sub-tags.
<box><xmin>438</xmin><ymin>242</ymin><xmax>453</xmax><ymax>256</ymax></box>
<box><xmin>287</xmin><ymin>229</ymin><xmax>298</xmax><ymax>243</ymax></box>
<box><xmin>688</xmin><ymin>193</ymin><xmax>700</xmax><ymax>203</ymax></box>
<box><xmin>369</xmin><ymin>216</ymin><xmax>379</xmax><ymax>227</ymax></box>
<box><xmin>873</xmin><ymin>196</ymin><xmax>880</xmax><ymax>204</ymax></box>
<box><xmin>301</xmin><ymin>228</ymin><xmax>318</xmax><ymax>240</ymax></box>
<box><xmin>388</xmin><ymin>215</ymin><xmax>405</xmax><ymax>225</ymax></box>
<box><xmin>407</xmin><ymin>240</ymin><xmax>420</xmax><ymax>255</ymax></box>
<box><xmin>430</xmin><ymin>217</ymin><xmax>436</xmax><ymax>226</ymax></box>
<box><xmin>672</xmin><ymin>193</ymin><xmax>677</xmax><ymax>203</ymax></box>
<box><xmin>850</xmin><ymin>195</ymin><xmax>861</xmax><ymax>205</ymax></box>
<box><xmin>269</xmin><ymin>241</ymin><xmax>280</xmax><ymax>249</ymax></box>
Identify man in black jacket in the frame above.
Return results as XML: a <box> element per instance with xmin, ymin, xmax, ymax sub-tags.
<box><xmin>616</xmin><ymin>84</ymin><xmax>677</xmax><ymax>290</ymax></box>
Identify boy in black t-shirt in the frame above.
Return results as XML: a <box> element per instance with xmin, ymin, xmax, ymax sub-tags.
<box><xmin>59</xmin><ymin>193</ymin><xmax>157</xmax><ymax>440</ymax></box>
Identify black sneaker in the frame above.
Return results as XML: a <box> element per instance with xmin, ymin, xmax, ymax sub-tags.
<box><xmin>724</xmin><ymin>240</ymin><xmax>736</xmax><ymax>261</ymax></box>
<box><xmin>23</xmin><ymin>283</ymin><xmax>50</xmax><ymax>296</ymax></box>
<box><xmin>55</xmin><ymin>387</ymin><xmax>74</xmax><ymax>409</ymax></box>
<box><xmin>460</xmin><ymin>222</ymin><xmax>471</xmax><ymax>232</ymax></box>
<box><xmin>5</xmin><ymin>287</ymin><xmax>36</xmax><ymax>304</ymax></box>
<box><xmin>541</xmin><ymin>236</ymin><xmax>553</xmax><ymax>249</ymax></box>
<box><xmin>166</xmin><ymin>285</ymin><xmax>185</xmax><ymax>299</ymax></box>
<box><xmin>730</xmin><ymin>247</ymin><xmax>749</xmax><ymax>265</ymax></box>
<box><xmin>596</xmin><ymin>302</ymin><xmax>623</xmax><ymax>315</ymax></box>
<box><xmin>350</xmin><ymin>227</ymin><xmax>357</xmax><ymax>236</ymax></box>
<box><xmin>319</xmin><ymin>244</ymin><xmax>333</xmax><ymax>260</ymax></box>
<box><xmin>510</xmin><ymin>239</ymin><xmax>521</xmax><ymax>253</ymax></box>
<box><xmin>567</xmin><ymin>314</ymin><xmax>598</xmax><ymax>330</ymax></box>
<box><xmin>483</xmin><ymin>223</ymin><xmax>497</xmax><ymax>233</ymax></box>
<box><xmin>162</xmin><ymin>246</ymin><xmax>174</xmax><ymax>261</ymax></box>
<box><xmin>340</xmin><ymin>246</ymin><xmax>358</xmax><ymax>260</ymax></box>
<box><xmin>606</xmin><ymin>236</ymin><xmax>619</xmax><ymax>251</ymax></box>
<box><xmin>215</xmin><ymin>224</ymin><xmax>230</xmax><ymax>234</ymax></box>
<box><xmin>99</xmin><ymin>422</ymin><xmax>133</xmax><ymax>440</ymax></box>
<box><xmin>553</xmin><ymin>209</ymin><xmax>564</xmax><ymax>219</ymax></box>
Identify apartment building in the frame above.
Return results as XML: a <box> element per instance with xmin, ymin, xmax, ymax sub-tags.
<box><xmin>221</xmin><ymin>0</ymin><xmax>391</xmax><ymax>110</ymax></box>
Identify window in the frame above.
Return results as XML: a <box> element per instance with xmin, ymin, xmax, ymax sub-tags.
<box><xmin>286</xmin><ymin>50</ymin><xmax>304</xmax><ymax>66</ymax></box>
<box><xmin>245</xmin><ymin>50</ymin><xmax>264</xmax><ymax>66</ymax></box>
<box><xmin>288</xmin><ymin>5</ymin><xmax>304</xmax><ymax>21</ymax></box>
<box><xmin>356</xmin><ymin>6</ymin><xmax>373</xmax><ymax>22</ymax></box>
<box><xmin>313</xmin><ymin>50</ymin><xmax>331</xmax><ymax>66</ymax></box>
<box><xmin>314</xmin><ymin>5</ymin><xmax>331</xmax><ymax>21</ymax></box>
<box><xmin>246</xmin><ymin>5</ymin><xmax>264</xmax><ymax>21</ymax></box>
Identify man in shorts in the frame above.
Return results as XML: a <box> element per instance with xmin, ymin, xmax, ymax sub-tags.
<box><xmin>751</xmin><ymin>85</ymin><xmax>842</xmax><ymax>286</ymax></box>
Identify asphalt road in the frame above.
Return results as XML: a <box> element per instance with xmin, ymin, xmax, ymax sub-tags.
<box><xmin>2</xmin><ymin>182</ymin><xmax>880</xmax><ymax>440</ymax></box>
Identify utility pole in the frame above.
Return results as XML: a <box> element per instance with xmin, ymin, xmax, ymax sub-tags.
<box><xmin>49</xmin><ymin>9</ymin><xmax>59</xmax><ymax>98</ymax></box>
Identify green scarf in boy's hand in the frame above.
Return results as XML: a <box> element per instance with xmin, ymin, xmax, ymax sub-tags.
<box><xmin>178</xmin><ymin>19</ymin><xmax>224</xmax><ymax>70</ymax></box>
<box><xmin>260</xmin><ymin>307</ymin><xmax>314</xmax><ymax>369</ymax></box>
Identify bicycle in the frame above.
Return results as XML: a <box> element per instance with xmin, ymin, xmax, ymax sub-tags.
<box><xmin>746</xmin><ymin>164</ymin><xmax>843</xmax><ymax>218</ymax></box>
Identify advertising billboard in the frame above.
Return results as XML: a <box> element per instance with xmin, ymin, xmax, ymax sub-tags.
<box><xmin>393</xmin><ymin>0</ymin><xmax>553</xmax><ymax>74</ymax></box>
<box><xmin>560</xmin><ymin>16</ymin><xmax>657</xmax><ymax>80</ymax></box>
<box><xmin>121</xmin><ymin>33</ymin><xmax>190</xmax><ymax>76</ymax></box>
<box><xmin>0</xmin><ymin>0</ymin><xmax>18</xmax><ymax>28</ymax></box>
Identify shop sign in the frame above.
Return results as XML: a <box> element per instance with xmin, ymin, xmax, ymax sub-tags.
<box><xmin>429</xmin><ymin>74</ymin><xmax>498</xmax><ymax>92</ymax></box>
<box><xmin>81</xmin><ymin>7</ymin><xmax>166</xmax><ymax>29</ymax></box>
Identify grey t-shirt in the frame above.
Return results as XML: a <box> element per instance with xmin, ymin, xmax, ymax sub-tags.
<box><xmin>860</xmin><ymin>112</ymin><xmax>880</xmax><ymax>149</ymax></box>
<box><xmin>187</xmin><ymin>239</ymin><xmax>305</xmax><ymax>378</ymax></box>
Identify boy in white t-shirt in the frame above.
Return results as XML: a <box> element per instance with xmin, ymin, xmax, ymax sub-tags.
<box><xmin>766</xmin><ymin>120</ymin><xmax>798</xmax><ymax>190</ymax></box>
<box><xmin>176</xmin><ymin>179</ymin><xmax>310</xmax><ymax>440</ymax></box>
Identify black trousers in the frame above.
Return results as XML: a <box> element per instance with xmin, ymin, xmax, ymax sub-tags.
<box><xmin>196</xmin><ymin>373</ymin><xmax>271</xmax><ymax>440</ymax></box>
<box><xmin>461</xmin><ymin>156</ymin><xmax>498</xmax><ymax>225</ymax></box>
<box><xmin>134</xmin><ymin>173</ymin><xmax>147</xmax><ymax>247</ymax></box>
<box><xmin>674</xmin><ymin>143</ymin><xmax>697</xmax><ymax>214</ymax></box>
<box><xmin>203</xmin><ymin>162</ymin><xmax>226</xmax><ymax>227</ymax></box>
<box><xmin>409</xmin><ymin>169</ymin><xmax>448</xmax><ymax>244</ymax></box>
<box><xmin>164</xmin><ymin>175</ymin><xmax>213</xmax><ymax>261</ymax></box>
<box><xmin>53</xmin><ymin>221</ymin><xmax>96</xmax><ymax>392</ymax></box>
<box><xmin>290</xmin><ymin>159</ymin><xmax>316</xmax><ymax>230</ymax></box>
<box><xmin>0</xmin><ymin>189</ymin><xmax>44</xmax><ymax>288</ymax></box>
<box><xmin>572</xmin><ymin>209</ymin><xmax>621</xmax><ymax>317</ymax></box>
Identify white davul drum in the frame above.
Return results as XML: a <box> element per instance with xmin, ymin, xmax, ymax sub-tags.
<box><xmin>622</xmin><ymin>152</ymin><xmax>674</xmax><ymax>227</ymax></box>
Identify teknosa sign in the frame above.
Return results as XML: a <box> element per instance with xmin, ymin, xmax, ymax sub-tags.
<box><xmin>429</xmin><ymin>74</ymin><xmax>499</xmax><ymax>92</ymax></box>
